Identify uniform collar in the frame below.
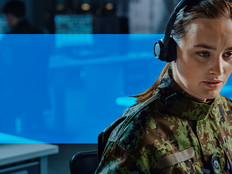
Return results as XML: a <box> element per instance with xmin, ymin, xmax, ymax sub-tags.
<box><xmin>157</xmin><ymin>67</ymin><xmax>219</xmax><ymax>121</ymax></box>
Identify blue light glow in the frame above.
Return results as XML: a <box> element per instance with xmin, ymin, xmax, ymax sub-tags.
<box><xmin>0</xmin><ymin>34</ymin><xmax>231</xmax><ymax>143</ymax></box>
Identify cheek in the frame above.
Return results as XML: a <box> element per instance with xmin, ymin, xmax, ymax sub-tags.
<box><xmin>175</xmin><ymin>55</ymin><xmax>206</xmax><ymax>84</ymax></box>
<box><xmin>175</xmin><ymin>62</ymin><xmax>197</xmax><ymax>86</ymax></box>
<box><xmin>176</xmin><ymin>58</ymin><xmax>199</xmax><ymax>77</ymax></box>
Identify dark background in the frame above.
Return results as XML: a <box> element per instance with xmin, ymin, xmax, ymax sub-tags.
<box><xmin>0</xmin><ymin>0</ymin><xmax>180</xmax><ymax>34</ymax></box>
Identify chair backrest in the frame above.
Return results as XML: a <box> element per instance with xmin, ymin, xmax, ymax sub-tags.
<box><xmin>69</xmin><ymin>150</ymin><xmax>98</xmax><ymax>174</ymax></box>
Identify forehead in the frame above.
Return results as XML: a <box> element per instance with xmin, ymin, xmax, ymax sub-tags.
<box><xmin>182</xmin><ymin>17</ymin><xmax>232</xmax><ymax>46</ymax></box>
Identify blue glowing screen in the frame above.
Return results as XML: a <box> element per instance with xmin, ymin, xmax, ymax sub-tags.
<box><xmin>0</xmin><ymin>34</ymin><xmax>231</xmax><ymax>143</ymax></box>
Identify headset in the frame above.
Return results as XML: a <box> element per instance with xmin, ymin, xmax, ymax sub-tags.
<box><xmin>154</xmin><ymin>0</ymin><xmax>197</xmax><ymax>62</ymax></box>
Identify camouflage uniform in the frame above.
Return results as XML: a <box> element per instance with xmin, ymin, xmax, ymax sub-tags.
<box><xmin>95</xmin><ymin>68</ymin><xmax>232</xmax><ymax>174</ymax></box>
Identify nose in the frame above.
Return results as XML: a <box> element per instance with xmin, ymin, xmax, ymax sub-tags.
<box><xmin>208</xmin><ymin>57</ymin><xmax>224</xmax><ymax>76</ymax></box>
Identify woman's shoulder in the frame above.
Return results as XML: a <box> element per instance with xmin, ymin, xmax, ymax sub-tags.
<box><xmin>107</xmin><ymin>95</ymin><xmax>162</xmax><ymax>149</ymax></box>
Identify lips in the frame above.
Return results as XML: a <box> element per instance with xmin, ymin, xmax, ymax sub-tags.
<box><xmin>203</xmin><ymin>80</ymin><xmax>223</xmax><ymax>88</ymax></box>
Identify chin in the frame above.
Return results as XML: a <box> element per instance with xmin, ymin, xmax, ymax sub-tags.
<box><xmin>201</xmin><ymin>88</ymin><xmax>222</xmax><ymax>99</ymax></box>
<box><xmin>205</xmin><ymin>93</ymin><xmax>220</xmax><ymax>100</ymax></box>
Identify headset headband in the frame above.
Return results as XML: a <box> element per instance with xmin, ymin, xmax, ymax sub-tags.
<box><xmin>162</xmin><ymin>0</ymin><xmax>190</xmax><ymax>58</ymax></box>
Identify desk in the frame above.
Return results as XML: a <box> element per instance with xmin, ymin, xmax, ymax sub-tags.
<box><xmin>0</xmin><ymin>133</ymin><xmax>58</xmax><ymax>174</ymax></box>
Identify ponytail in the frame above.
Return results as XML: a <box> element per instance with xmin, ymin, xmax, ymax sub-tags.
<box><xmin>132</xmin><ymin>63</ymin><xmax>171</xmax><ymax>103</ymax></box>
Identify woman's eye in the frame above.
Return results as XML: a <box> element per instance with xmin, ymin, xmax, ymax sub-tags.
<box><xmin>196</xmin><ymin>51</ymin><xmax>210</xmax><ymax>57</ymax></box>
<box><xmin>223</xmin><ymin>52</ymin><xmax>232</xmax><ymax>58</ymax></box>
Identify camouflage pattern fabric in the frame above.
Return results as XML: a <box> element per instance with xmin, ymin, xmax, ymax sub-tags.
<box><xmin>95</xmin><ymin>68</ymin><xmax>232</xmax><ymax>174</ymax></box>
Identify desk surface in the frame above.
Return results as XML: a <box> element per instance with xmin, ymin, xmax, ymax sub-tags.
<box><xmin>0</xmin><ymin>133</ymin><xmax>42</xmax><ymax>143</ymax></box>
<box><xmin>0</xmin><ymin>133</ymin><xmax>58</xmax><ymax>166</ymax></box>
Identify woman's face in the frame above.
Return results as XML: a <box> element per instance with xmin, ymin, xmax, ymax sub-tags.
<box><xmin>173</xmin><ymin>17</ymin><xmax>232</xmax><ymax>102</ymax></box>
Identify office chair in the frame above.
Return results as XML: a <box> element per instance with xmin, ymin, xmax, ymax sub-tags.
<box><xmin>69</xmin><ymin>150</ymin><xmax>98</xmax><ymax>174</ymax></box>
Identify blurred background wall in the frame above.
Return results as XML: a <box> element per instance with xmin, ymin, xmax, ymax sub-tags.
<box><xmin>0</xmin><ymin>0</ymin><xmax>180</xmax><ymax>34</ymax></box>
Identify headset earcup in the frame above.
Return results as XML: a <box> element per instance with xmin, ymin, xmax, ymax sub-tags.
<box><xmin>154</xmin><ymin>38</ymin><xmax>177</xmax><ymax>62</ymax></box>
<box><xmin>166</xmin><ymin>37</ymin><xmax>177</xmax><ymax>62</ymax></box>
<box><xmin>154</xmin><ymin>39</ymin><xmax>165</xmax><ymax>61</ymax></box>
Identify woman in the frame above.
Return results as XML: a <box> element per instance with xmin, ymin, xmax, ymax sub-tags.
<box><xmin>95</xmin><ymin>0</ymin><xmax>232</xmax><ymax>173</ymax></box>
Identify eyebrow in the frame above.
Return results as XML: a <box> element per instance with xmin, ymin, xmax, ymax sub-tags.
<box><xmin>225</xmin><ymin>47</ymin><xmax>232</xmax><ymax>51</ymax></box>
<box><xmin>193</xmin><ymin>44</ymin><xmax>216</xmax><ymax>50</ymax></box>
<box><xmin>193</xmin><ymin>44</ymin><xmax>232</xmax><ymax>51</ymax></box>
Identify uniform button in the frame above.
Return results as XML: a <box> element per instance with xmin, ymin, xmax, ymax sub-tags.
<box><xmin>213</xmin><ymin>159</ymin><xmax>219</xmax><ymax>169</ymax></box>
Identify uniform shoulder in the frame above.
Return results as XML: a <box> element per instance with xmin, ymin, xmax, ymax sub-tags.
<box><xmin>98</xmin><ymin>94</ymin><xmax>161</xmax><ymax>161</ymax></box>
<box><xmin>106</xmin><ymin>102</ymin><xmax>149</xmax><ymax>142</ymax></box>
<box><xmin>108</xmin><ymin>94</ymin><xmax>161</xmax><ymax>151</ymax></box>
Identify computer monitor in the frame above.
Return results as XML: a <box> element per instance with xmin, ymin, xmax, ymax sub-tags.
<box><xmin>55</xmin><ymin>14</ymin><xmax>93</xmax><ymax>48</ymax></box>
<box><xmin>55</xmin><ymin>14</ymin><xmax>93</xmax><ymax>34</ymax></box>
